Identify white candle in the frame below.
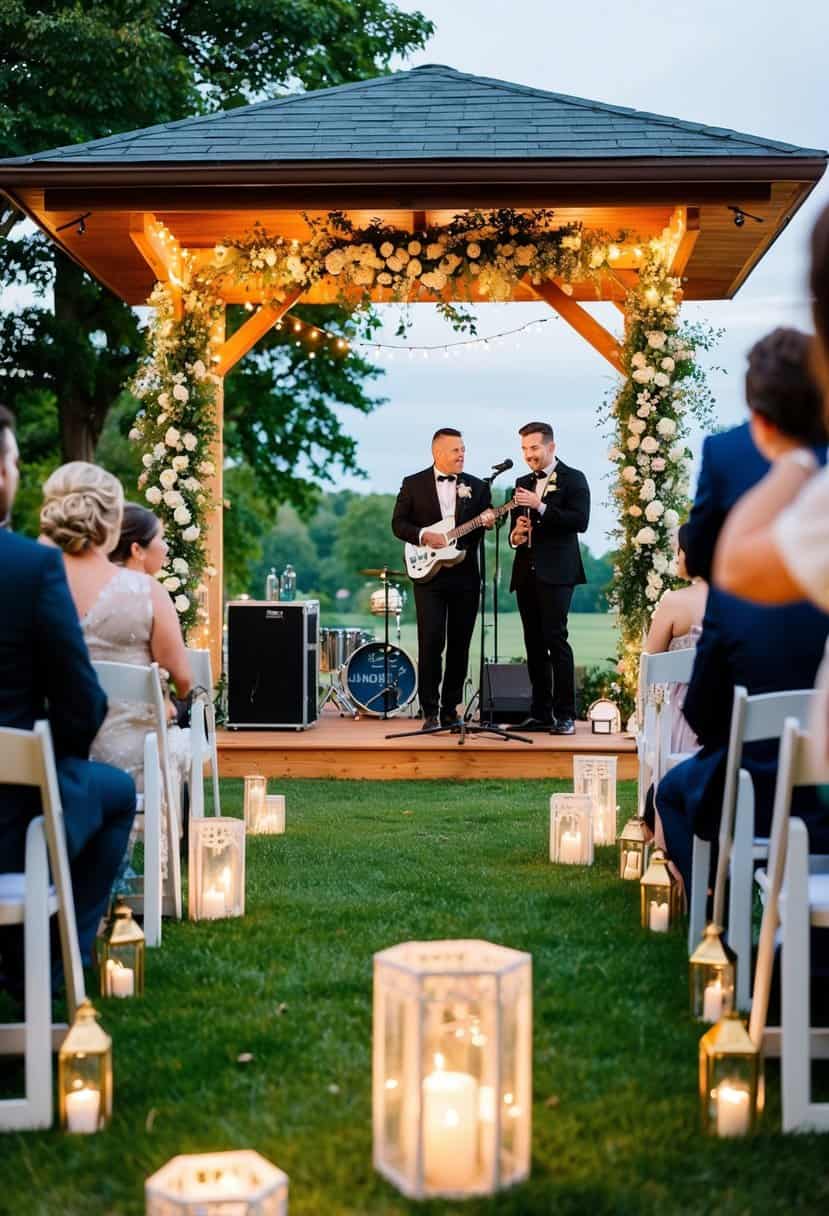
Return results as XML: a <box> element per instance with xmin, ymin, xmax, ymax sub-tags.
<box><xmin>703</xmin><ymin>979</ymin><xmax>724</xmax><ymax>1024</ymax></box>
<box><xmin>622</xmin><ymin>851</ymin><xmax>641</xmax><ymax>879</ymax></box>
<box><xmin>559</xmin><ymin>829</ymin><xmax>582</xmax><ymax>864</ymax></box>
<box><xmin>715</xmin><ymin>1081</ymin><xmax>751</xmax><ymax>1137</ymax></box>
<box><xmin>202</xmin><ymin>886</ymin><xmax>226</xmax><ymax>920</ymax></box>
<box><xmin>649</xmin><ymin>900</ymin><xmax>670</xmax><ymax>932</ymax></box>
<box><xmin>107</xmin><ymin>960</ymin><xmax>134</xmax><ymax>998</ymax></box>
<box><xmin>422</xmin><ymin>1065</ymin><xmax>479</xmax><ymax>1190</ymax></box>
<box><xmin>65</xmin><ymin>1085</ymin><xmax>100</xmax><ymax>1134</ymax></box>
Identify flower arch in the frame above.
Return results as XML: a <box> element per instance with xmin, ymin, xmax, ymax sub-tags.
<box><xmin>129</xmin><ymin>208</ymin><xmax>715</xmax><ymax>693</ymax></box>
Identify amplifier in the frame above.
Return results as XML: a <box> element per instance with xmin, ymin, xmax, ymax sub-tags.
<box><xmin>226</xmin><ymin>600</ymin><xmax>319</xmax><ymax>729</ymax></box>
<box><xmin>480</xmin><ymin>661</ymin><xmax>532</xmax><ymax>724</ymax></box>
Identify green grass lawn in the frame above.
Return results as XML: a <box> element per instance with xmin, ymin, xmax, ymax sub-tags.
<box><xmin>0</xmin><ymin>779</ymin><xmax>826</xmax><ymax>1215</ymax></box>
<box><xmin>328</xmin><ymin>611</ymin><xmax>618</xmax><ymax>670</ymax></box>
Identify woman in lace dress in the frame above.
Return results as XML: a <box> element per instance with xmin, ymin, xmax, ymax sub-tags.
<box><xmin>39</xmin><ymin>469</ymin><xmax>192</xmax><ymax>792</ymax></box>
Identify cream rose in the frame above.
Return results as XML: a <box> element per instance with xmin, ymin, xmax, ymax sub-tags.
<box><xmin>145</xmin><ymin>486</ymin><xmax>162</xmax><ymax>505</ymax></box>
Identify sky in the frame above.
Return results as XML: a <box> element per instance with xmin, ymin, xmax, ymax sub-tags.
<box><xmin>327</xmin><ymin>0</ymin><xmax>829</xmax><ymax>552</ymax></box>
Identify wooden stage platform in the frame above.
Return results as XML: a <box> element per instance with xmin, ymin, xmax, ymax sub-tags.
<box><xmin>217</xmin><ymin>712</ymin><xmax>637</xmax><ymax>781</ymax></box>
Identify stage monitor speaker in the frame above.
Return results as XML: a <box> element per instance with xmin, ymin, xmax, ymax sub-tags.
<box><xmin>226</xmin><ymin>600</ymin><xmax>319</xmax><ymax>729</ymax></box>
<box><xmin>480</xmin><ymin>661</ymin><xmax>532</xmax><ymax>724</ymax></box>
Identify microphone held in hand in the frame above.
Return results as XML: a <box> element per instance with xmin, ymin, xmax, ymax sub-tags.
<box><xmin>490</xmin><ymin>457</ymin><xmax>514</xmax><ymax>476</ymax></box>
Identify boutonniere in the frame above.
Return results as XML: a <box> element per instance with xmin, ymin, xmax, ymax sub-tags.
<box><xmin>543</xmin><ymin>471</ymin><xmax>558</xmax><ymax>499</ymax></box>
<box><xmin>457</xmin><ymin>483</ymin><xmax>472</xmax><ymax>499</ymax></box>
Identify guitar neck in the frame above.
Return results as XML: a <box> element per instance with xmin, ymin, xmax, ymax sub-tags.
<box><xmin>448</xmin><ymin>498</ymin><xmax>517</xmax><ymax>542</ymax></box>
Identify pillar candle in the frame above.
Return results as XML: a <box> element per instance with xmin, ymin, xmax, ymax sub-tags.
<box><xmin>422</xmin><ymin>1067</ymin><xmax>478</xmax><ymax>1190</ymax></box>
<box><xmin>65</xmin><ymin>1085</ymin><xmax>101</xmax><ymax>1134</ymax></box>
<box><xmin>107</xmin><ymin>960</ymin><xmax>135</xmax><ymax>998</ymax></box>
<box><xmin>202</xmin><ymin>886</ymin><xmax>227</xmax><ymax>919</ymax></box>
<box><xmin>622</xmin><ymin>851</ymin><xmax>641</xmax><ymax>879</ymax></box>
<box><xmin>715</xmin><ymin>1082</ymin><xmax>750</xmax><ymax>1137</ymax></box>
<box><xmin>559</xmin><ymin>830</ymin><xmax>582</xmax><ymax>864</ymax></box>
<box><xmin>702</xmin><ymin>979</ymin><xmax>724</xmax><ymax>1024</ymax></box>
<box><xmin>649</xmin><ymin>900</ymin><xmax>669</xmax><ymax>932</ymax></box>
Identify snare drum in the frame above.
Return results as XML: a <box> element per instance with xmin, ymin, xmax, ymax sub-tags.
<box><xmin>369</xmin><ymin>585</ymin><xmax>404</xmax><ymax>616</ymax></box>
<box><xmin>344</xmin><ymin>642</ymin><xmax>417</xmax><ymax>716</ymax></box>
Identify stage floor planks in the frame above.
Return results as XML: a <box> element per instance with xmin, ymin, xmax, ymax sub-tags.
<box><xmin>217</xmin><ymin>712</ymin><xmax>637</xmax><ymax>781</ymax></box>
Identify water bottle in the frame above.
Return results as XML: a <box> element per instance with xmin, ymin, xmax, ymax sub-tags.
<box><xmin>265</xmin><ymin>567</ymin><xmax>279</xmax><ymax>601</ymax></box>
<box><xmin>279</xmin><ymin>564</ymin><xmax>296</xmax><ymax>602</ymax></box>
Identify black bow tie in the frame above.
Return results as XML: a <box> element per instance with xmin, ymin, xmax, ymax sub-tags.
<box><xmin>533</xmin><ymin>469</ymin><xmax>548</xmax><ymax>481</ymax></box>
<box><xmin>437</xmin><ymin>474</ymin><xmax>456</xmax><ymax>482</ymax></box>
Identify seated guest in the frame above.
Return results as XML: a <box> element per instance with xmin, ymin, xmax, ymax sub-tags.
<box><xmin>39</xmin><ymin>468</ymin><xmax>192</xmax><ymax>794</ymax></box>
<box><xmin>110</xmin><ymin>501</ymin><xmax>170</xmax><ymax>576</ymax></box>
<box><xmin>0</xmin><ymin>410</ymin><xmax>135</xmax><ymax>982</ymax></box>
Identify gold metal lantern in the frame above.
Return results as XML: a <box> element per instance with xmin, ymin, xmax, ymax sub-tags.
<box><xmin>689</xmin><ymin>924</ymin><xmax>737</xmax><ymax>1022</ymax></box>
<box><xmin>639</xmin><ymin>847</ymin><xmax>681</xmax><ymax>932</ymax></box>
<box><xmin>618</xmin><ymin>815</ymin><xmax>650</xmax><ymax>880</ymax></box>
<box><xmin>243</xmin><ymin>775</ymin><xmax>267</xmax><ymax>833</ymax></box>
<box><xmin>189</xmin><ymin>816</ymin><xmax>245</xmax><ymax>920</ymax></box>
<box><xmin>549</xmin><ymin>794</ymin><xmax>594</xmax><ymax>865</ymax></box>
<box><xmin>58</xmin><ymin>999</ymin><xmax>112</xmax><ymax>1134</ymax></box>
<box><xmin>145</xmin><ymin>1150</ymin><xmax>289</xmax><ymax>1214</ymax></box>
<box><xmin>573</xmin><ymin>756</ymin><xmax>617</xmax><ymax>845</ymax></box>
<box><xmin>699</xmin><ymin>1013</ymin><xmax>762</xmax><ymax>1137</ymax></box>
<box><xmin>373</xmin><ymin>939</ymin><xmax>532</xmax><ymax>1199</ymax></box>
<box><xmin>98</xmin><ymin>901</ymin><xmax>145</xmax><ymax>998</ymax></box>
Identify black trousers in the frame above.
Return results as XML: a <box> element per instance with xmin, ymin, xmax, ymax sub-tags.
<box><xmin>413</xmin><ymin>578</ymin><xmax>479</xmax><ymax>718</ymax></box>
<box><xmin>515</xmin><ymin>577</ymin><xmax>575</xmax><ymax>720</ymax></box>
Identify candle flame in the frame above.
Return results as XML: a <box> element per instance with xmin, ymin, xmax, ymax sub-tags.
<box><xmin>433</xmin><ymin>1052</ymin><xmax>445</xmax><ymax>1071</ymax></box>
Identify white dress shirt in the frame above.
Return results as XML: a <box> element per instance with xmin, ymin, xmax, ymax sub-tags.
<box><xmin>418</xmin><ymin>466</ymin><xmax>458</xmax><ymax>543</ymax></box>
<box><xmin>534</xmin><ymin>458</ymin><xmax>557</xmax><ymax>516</ymax></box>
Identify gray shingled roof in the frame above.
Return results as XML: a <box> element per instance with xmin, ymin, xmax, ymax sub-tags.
<box><xmin>2</xmin><ymin>64</ymin><xmax>823</xmax><ymax>166</ymax></box>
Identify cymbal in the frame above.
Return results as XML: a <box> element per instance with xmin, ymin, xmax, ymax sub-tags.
<box><xmin>359</xmin><ymin>568</ymin><xmax>408</xmax><ymax>578</ymax></box>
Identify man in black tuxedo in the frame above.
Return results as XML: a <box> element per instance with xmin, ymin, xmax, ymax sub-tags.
<box><xmin>509</xmin><ymin>422</ymin><xmax>590</xmax><ymax>734</ymax></box>
<box><xmin>392</xmin><ymin>428</ymin><xmax>494</xmax><ymax>729</ymax></box>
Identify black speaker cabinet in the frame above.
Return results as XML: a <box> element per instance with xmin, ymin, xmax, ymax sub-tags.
<box><xmin>226</xmin><ymin>600</ymin><xmax>319</xmax><ymax>729</ymax></box>
<box><xmin>480</xmin><ymin>661</ymin><xmax>532</xmax><ymax>723</ymax></box>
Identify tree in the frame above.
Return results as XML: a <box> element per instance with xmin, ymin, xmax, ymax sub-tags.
<box><xmin>0</xmin><ymin>1</ymin><xmax>433</xmax><ymax>477</ymax></box>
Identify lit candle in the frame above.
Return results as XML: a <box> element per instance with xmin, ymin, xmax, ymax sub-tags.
<box><xmin>702</xmin><ymin>979</ymin><xmax>724</xmax><ymax>1024</ymax></box>
<box><xmin>559</xmin><ymin>830</ymin><xmax>582</xmax><ymax>864</ymax></box>
<box><xmin>622</xmin><ymin>851</ymin><xmax>641</xmax><ymax>879</ymax></box>
<box><xmin>422</xmin><ymin>1060</ymin><xmax>478</xmax><ymax>1190</ymax></box>
<box><xmin>106</xmin><ymin>960</ymin><xmax>135</xmax><ymax>998</ymax></box>
<box><xmin>202</xmin><ymin>886</ymin><xmax>227</xmax><ymax>920</ymax></box>
<box><xmin>263</xmin><ymin>795</ymin><xmax>286</xmax><ymax>834</ymax></box>
<box><xmin>715</xmin><ymin>1081</ymin><xmax>751</xmax><ymax>1137</ymax></box>
<box><xmin>65</xmin><ymin>1085</ymin><xmax>101</xmax><ymax>1134</ymax></box>
<box><xmin>649</xmin><ymin>900</ymin><xmax>670</xmax><ymax>932</ymax></box>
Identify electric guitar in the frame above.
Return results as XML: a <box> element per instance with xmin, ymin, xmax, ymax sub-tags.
<box><xmin>404</xmin><ymin>497</ymin><xmax>518</xmax><ymax>582</ymax></box>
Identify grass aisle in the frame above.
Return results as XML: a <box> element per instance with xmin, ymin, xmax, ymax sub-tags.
<box><xmin>0</xmin><ymin>779</ymin><xmax>826</xmax><ymax>1214</ymax></box>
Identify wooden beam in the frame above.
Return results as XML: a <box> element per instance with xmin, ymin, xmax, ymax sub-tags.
<box><xmin>669</xmin><ymin>206</ymin><xmax>700</xmax><ymax>278</ymax></box>
<box><xmin>129</xmin><ymin>212</ymin><xmax>183</xmax><ymax>317</ymax></box>
<box><xmin>206</xmin><ymin>311</ymin><xmax>225</xmax><ymax>680</ymax></box>
<box><xmin>213</xmin><ymin>290</ymin><xmax>304</xmax><ymax>377</ymax></box>
<box><xmin>531</xmin><ymin>280</ymin><xmax>623</xmax><ymax>373</ymax></box>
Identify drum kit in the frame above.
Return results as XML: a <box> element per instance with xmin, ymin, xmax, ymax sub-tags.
<box><xmin>318</xmin><ymin>567</ymin><xmax>417</xmax><ymax>718</ymax></box>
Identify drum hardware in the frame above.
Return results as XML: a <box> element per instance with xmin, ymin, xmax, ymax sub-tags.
<box><xmin>356</xmin><ymin>565</ymin><xmax>410</xmax><ymax>719</ymax></box>
<box><xmin>318</xmin><ymin>626</ymin><xmax>372</xmax><ymax>717</ymax></box>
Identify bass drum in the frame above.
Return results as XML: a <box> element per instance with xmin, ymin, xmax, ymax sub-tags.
<box><xmin>344</xmin><ymin>642</ymin><xmax>417</xmax><ymax>717</ymax></box>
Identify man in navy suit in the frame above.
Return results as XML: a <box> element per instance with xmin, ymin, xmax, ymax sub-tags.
<box><xmin>0</xmin><ymin>406</ymin><xmax>135</xmax><ymax>986</ymax></box>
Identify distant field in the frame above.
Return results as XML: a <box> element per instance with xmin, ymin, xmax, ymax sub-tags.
<box><xmin>321</xmin><ymin>610</ymin><xmax>618</xmax><ymax>671</ymax></box>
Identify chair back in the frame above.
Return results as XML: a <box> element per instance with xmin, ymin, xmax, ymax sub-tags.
<box><xmin>637</xmin><ymin>648</ymin><xmax>697</xmax><ymax>807</ymax></box>
<box><xmin>185</xmin><ymin>647</ymin><xmax>221</xmax><ymax>816</ymax></box>
<box><xmin>0</xmin><ymin>721</ymin><xmax>84</xmax><ymax>1018</ymax></box>
<box><xmin>640</xmin><ymin>648</ymin><xmax>696</xmax><ymax>688</ymax></box>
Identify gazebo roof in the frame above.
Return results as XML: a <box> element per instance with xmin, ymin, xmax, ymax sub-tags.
<box><xmin>2</xmin><ymin>63</ymin><xmax>820</xmax><ymax>166</ymax></box>
<box><xmin>0</xmin><ymin>64</ymin><xmax>824</xmax><ymax>306</ymax></box>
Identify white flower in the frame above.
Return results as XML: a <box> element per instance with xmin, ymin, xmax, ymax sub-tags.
<box><xmin>669</xmin><ymin>443</ymin><xmax>686</xmax><ymax>463</ymax></box>
<box><xmin>628</xmin><ymin>505</ymin><xmax>642</xmax><ymax>517</ymax></box>
<box><xmin>632</xmin><ymin>366</ymin><xmax>656</xmax><ymax>385</ymax></box>
<box><xmin>173</xmin><ymin>557</ymin><xmax>189</xmax><ymax>574</ymax></box>
<box><xmin>159</xmin><ymin>468</ymin><xmax>177</xmax><ymax>489</ymax></box>
<box><xmin>421</xmin><ymin>270</ymin><xmax>447</xmax><ymax>291</ymax></box>
<box><xmin>514</xmin><ymin>245</ymin><xmax>534</xmax><ymax>267</ymax></box>
<box><xmin>621</xmin><ymin>466</ymin><xmax>638</xmax><ymax>483</ymax></box>
<box><xmin>157</xmin><ymin>392</ymin><xmax>170</xmax><ymax>409</ymax></box>
<box><xmin>635</xmin><ymin>526</ymin><xmax>657</xmax><ymax>546</ymax></box>
<box><xmin>645</xmin><ymin>500</ymin><xmax>665</xmax><ymax>522</ymax></box>
<box><xmin>663</xmin><ymin>509</ymin><xmax>680</xmax><ymax>529</ymax></box>
<box><xmin>172</xmin><ymin>384</ymin><xmax>189</xmax><ymax>403</ymax></box>
<box><xmin>628</xmin><ymin>417</ymin><xmax>646</xmax><ymax>435</ymax></box>
<box><xmin>182</xmin><ymin>525</ymin><xmax>200</xmax><ymax>542</ymax></box>
<box><xmin>439</xmin><ymin>253</ymin><xmax>462</xmax><ymax>275</ymax></box>
<box><xmin>183</xmin><ymin>433</ymin><xmax>198</xmax><ymax>451</ymax></box>
<box><xmin>631</xmin><ymin>352</ymin><xmax>647</xmax><ymax>369</ymax></box>
<box><xmin>377</xmin><ymin>272</ymin><xmax>393</xmax><ymax>286</ymax></box>
<box><xmin>653</xmin><ymin>552</ymin><xmax>669</xmax><ymax>574</ymax></box>
<box><xmin>145</xmin><ymin>486</ymin><xmax>162</xmax><ymax>505</ymax></box>
<box><xmin>191</xmin><ymin>359</ymin><xmax>206</xmax><ymax>380</ymax></box>
<box><xmin>156</xmin><ymin>413</ymin><xmax>168</xmax><ymax>427</ymax></box>
<box><xmin>560</xmin><ymin>234</ymin><xmax>581</xmax><ymax>250</ymax></box>
<box><xmin>183</xmin><ymin>477</ymin><xmax>201</xmax><ymax>492</ymax></box>
<box><xmin>653</xmin><ymin>372</ymin><xmax>671</xmax><ymax>388</ymax></box>
<box><xmin>395</xmin><ymin>247</ymin><xmax>410</xmax><ymax>265</ymax></box>
<box><xmin>406</xmin><ymin>258</ymin><xmax>422</xmax><ymax>278</ymax></box>
<box><xmin>129</xmin><ymin>428</ymin><xmax>141</xmax><ymax>442</ymax></box>
<box><xmin>645</xmin><ymin>585</ymin><xmax>661</xmax><ymax>601</ymax></box>
<box><xmin>286</xmin><ymin>254</ymin><xmax>305</xmax><ymax>281</ymax></box>
<box><xmin>164</xmin><ymin>427</ymin><xmax>180</xmax><ymax>448</ymax></box>
<box><xmin>646</xmin><ymin>331</ymin><xmax>667</xmax><ymax>349</ymax></box>
<box><xmin>407</xmin><ymin>240</ymin><xmax>422</xmax><ymax>256</ymax></box>
<box><xmin>163</xmin><ymin>576</ymin><xmax>180</xmax><ymax>592</ymax></box>
<box><xmin>426</xmin><ymin>242</ymin><xmax>445</xmax><ymax>260</ymax></box>
<box><xmin>163</xmin><ymin>490</ymin><xmax>183</xmax><ymax>508</ymax></box>
<box><xmin>325</xmin><ymin>250</ymin><xmax>346</xmax><ymax>276</ymax></box>
<box><xmin>639</xmin><ymin>478</ymin><xmax>656</xmax><ymax>502</ymax></box>
<box><xmin>657</xmin><ymin>417</ymin><xmax>677</xmax><ymax>438</ymax></box>
<box><xmin>174</xmin><ymin>506</ymin><xmax>191</xmax><ymax>526</ymax></box>
<box><xmin>457</xmin><ymin>483</ymin><xmax>472</xmax><ymax>499</ymax></box>
<box><xmin>589</xmin><ymin>246</ymin><xmax>605</xmax><ymax>268</ymax></box>
<box><xmin>174</xmin><ymin>594</ymin><xmax>190</xmax><ymax>614</ymax></box>
<box><xmin>641</xmin><ymin>436</ymin><xmax>660</xmax><ymax>454</ymax></box>
<box><xmin>660</xmin><ymin>356</ymin><xmax>675</xmax><ymax>372</ymax></box>
<box><xmin>466</xmin><ymin>242</ymin><xmax>481</xmax><ymax>259</ymax></box>
<box><xmin>353</xmin><ymin>266</ymin><xmax>375</xmax><ymax>286</ymax></box>
<box><xmin>205</xmin><ymin>565</ymin><xmax>217</xmax><ymax>578</ymax></box>
<box><xmin>142</xmin><ymin>453</ymin><xmax>154</xmax><ymax>469</ymax></box>
<box><xmin>172</xmin><ymin>455</ymin><xmax>189</xmax><ymax>471</ymax></box>
<box><xmin>608</xmin><ymin>447</ymin><xmax>623</xmax><ymax>461</ymax></box>
<box><xmin>385</xmin><ymin>255</ymin><xmax>403</xmax><ymax>272</ymax></box>
<box><xmin>651</xmin><ymin>457</ymin><xmax>666</xmax><ymax>472</ymax></box>
<box><xmin>154</xmin><ymin>442</ymin><xmax>166</xmax><ymax>459</ymax></box>
<box><xmin>627</xmin><ymin>436</ymin><xmax>640</xmax><ymax>451</ymax></box>
<box><xmin>199</xmin><ymin>460</ymin><xmax>215</xmax><ymax>476</ymax></box>
<box><xmin>637</xmin><ymin>404</ymin><xmax>652</xmax><ymax>419</ymax></box>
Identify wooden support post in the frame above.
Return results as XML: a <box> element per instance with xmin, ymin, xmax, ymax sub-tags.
<box><xmin>670</xmin><ymin>206</ymin><xmax>700</xmax><ymax>278</ymax></box>
<box><xmin>129</xmin><ymin>213</ymin><xmax>183</xmax><ymax>318</ymax></box>
<box><xmin>213</xmin><ymin>289</ymin><xmax>305</xmax><ymax>377</ymax></box>
<box><xmin>206</xmin><ymin>311</ymin><xmax>225</xmax><ymax>680</ymax></box>
<box><xmin>531</xmin><ymin>280</ymin><xmax>623</xmax><ymax>373</ymax></box>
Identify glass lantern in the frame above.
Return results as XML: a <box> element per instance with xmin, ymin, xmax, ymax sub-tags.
<box><xmin>549</xmin><ymin>794</ymin><xmax>594</xmax><ymax>865</ymax></box>
<box><xmin>699</xmin><ymin>1013</ymin><xmax>762</xmax><ymax>1137</ymax></box>
<box><xmin>189</xmin><ymin>816</ymin><xmax>245</xmax><ymax>921</ymax></box>
<box><xmin>98</xmin><ymin>901</ymin><xmax>145</xmax><ymax>998</ymax></box>
<box><xmin>618</xmin><ymin>815</ymin><xmax>650</xmax><ymax>880</ymax></box>
<box><xmin>373</xmin><ymin>939</ymin><xmax>532</xmax><ymax>1199</ymax></box>
<box><xmin>689</xmin><ymin>923</ymin><xmax>737</xmax><ymax>1022</ymax></box>
<box><xmin>243</xmin><ymin>775</ymin><xmax>267</xmax><ymax>833</ymax></box>
<box><xmin>248</xmin><ymin>793</ymin><xmax>286</xmax><ymax>835</ymax></box>
<box><xmin>639</xmin><ymin>847</ymin><xmax>681</xmax><ymax>932</ymax></box>
<box><xmin>146</xmin><ymin>1150</ymin><xmax>289</xmax><ymax>1215</ymax></box>
<box><xmin>58</xmin><ymin>999</ymin><xmax>112</xmax><ymax>1134</ymax></box>
<box><xmin>573</xmin><ymin>756</ymin><xmax>618</xmax><ymax>845</ymax></box>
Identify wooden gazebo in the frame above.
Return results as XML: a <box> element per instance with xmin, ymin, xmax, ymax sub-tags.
<box><xmin>1</xmin><ymin>64</ymin><xmax>825</xmax><ymax>671</ymax></box>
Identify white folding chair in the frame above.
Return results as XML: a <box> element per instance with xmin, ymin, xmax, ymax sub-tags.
<box><xmin>0</xmin><ymin>721</ymin><xmax>86</xmax><ymax>1131</ymax></box>
<box><xmin>186</xmin><ymin>647</ymin><xmax>220</xmax><ymax>818</ymax></box>
<box><xmin>92</xmin><ymin>661</ymin><xmax>182</xmax><ymax>922</ymax></box>
<box><xmin>637</xmin><ymin>649</ymin><xmax>697</xmax><ymax>815</ymax></box>
<box><xmin>691</xmin><ymin>688</ymin><xmax>814</xmax><ymax>1001</ymax></box>
<box><xmin>748</xmin><ymin>720</ymin><xmax>829</xmax><ymax>1132</ymax></box>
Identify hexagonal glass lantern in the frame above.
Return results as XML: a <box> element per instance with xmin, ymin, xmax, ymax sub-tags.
<box><xmin>573</xmin><ymin>756</ymin><xmax>617</xmax><ymax>845</ymax></box>
<box><xmin>549</xmin><ymin>794</ymin><xmax>594</xmax><ymax>865</ymax></box>
<box><xmin>189</xmin><ymin>816</ymin><xmax>245</xmax><ymax>921</ymax></box>
<box><xmin>618</xmin><ymin>815</ymin><xmax>650</xmax><ymax>880</ymax></box>
<box><xmin>145</xmin><ymin>1150</ymin><xmax>288</xmax><ymax>1215</ymax></box>
<box><xmin>373</xmin><ymin>939</ymin><xmax>532</xmax><ymax>1200</ymax></box>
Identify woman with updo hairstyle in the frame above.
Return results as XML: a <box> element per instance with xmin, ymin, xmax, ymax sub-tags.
<box><xmin>110</xmin><ymin>503</ymin><xmax>169</xmax><ymax>575</ymax></box>
<box><xmin>40</xmin><ymin>463</ymin><xmax>192</xmax><ymax>794</ymax></box>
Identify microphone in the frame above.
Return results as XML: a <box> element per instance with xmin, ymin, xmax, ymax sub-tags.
<box><xmin>490</xmin><ymin>458</ymin><xmax>513</xmax><ymax>476</ymax></box>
